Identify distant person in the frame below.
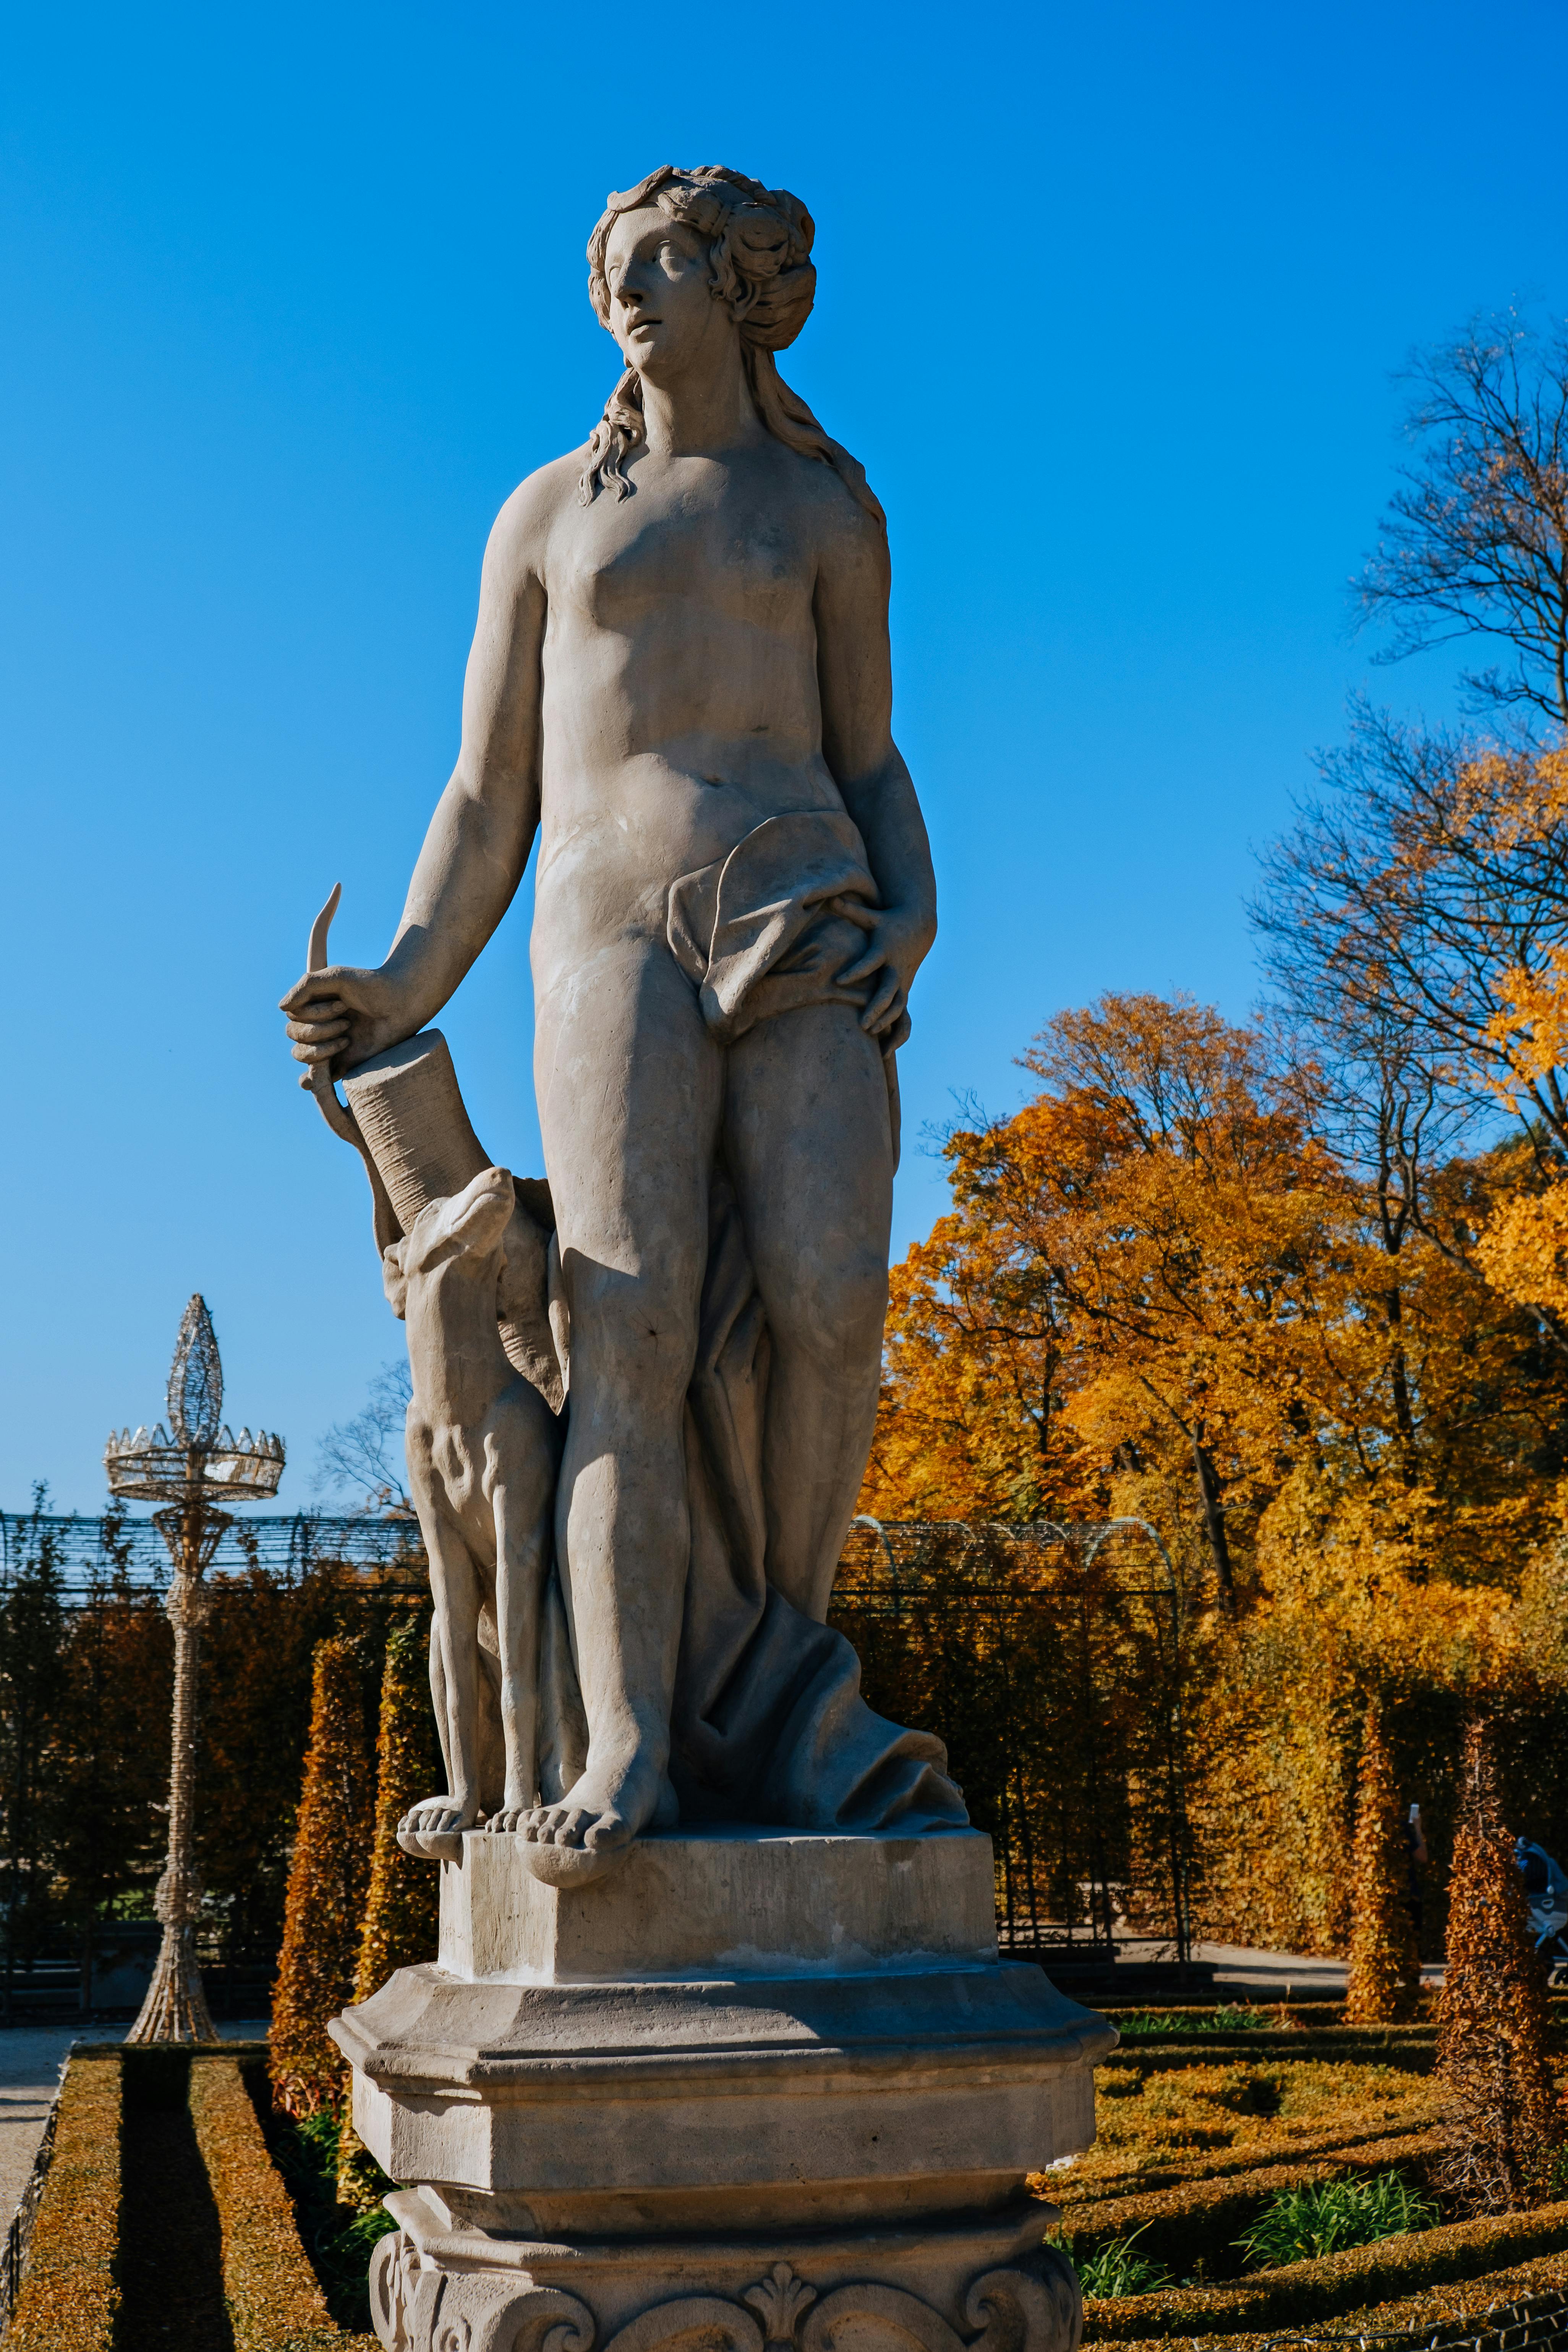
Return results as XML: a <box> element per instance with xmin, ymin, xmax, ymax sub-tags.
<box><xmin>1516</xmin><ymin>1836</ymin><xmax>1568</xmax><ymax>1974</ymax></box>
<box><xmin>1405</xmin><ymin>1801</ymin><xmax>1428</xmax><ymax>1942</ymax></box>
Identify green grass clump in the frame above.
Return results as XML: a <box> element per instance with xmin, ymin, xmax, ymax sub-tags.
<box><xmin>1235</xmin><ymin>2169</ymin><xmax>1438</xmax><ymax>2269</ymax></box>
<box><xmin>1060</xmin><ymin>2222</ymin><xmax>1174</xmax><ymax>2297</ymax></box>
<box><xmin>1116</xmin><ymin>2007</ymin><xmax>1270</xmax><ymax>2038</ymax></box>
<box><xmin>257</xmin><ymin>2096</ymin><xmax>392</xmax><ymax>2331</ymax></box>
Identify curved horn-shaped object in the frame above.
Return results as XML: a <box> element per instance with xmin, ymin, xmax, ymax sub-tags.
<box><xmin>302</xmin><ymin>884</ymin><xmax>400</xmax><ymax>1251</ymax></box>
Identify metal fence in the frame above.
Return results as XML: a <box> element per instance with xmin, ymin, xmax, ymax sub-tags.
<box><xmin>0</xmin><ymin>1508</ymin><xmax>1194</xmax><ymax>1971</ymax></box>
<box><xmin>832</xmin><ymin>1517</ymin><xmax>1194</xmax><ymax>1964</ymax></box>
<box><xmin>0</xmin><ymin>1508</ymin><xmax>424</xmax><ymax>1598</ymax></box>
<box><xmin>0</xmin><ymin>2072</ymin><xmax>58</xmax><ymax>2334</ymax></box>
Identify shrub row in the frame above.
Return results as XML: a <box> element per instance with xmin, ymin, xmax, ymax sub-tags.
<box><xmin>5</xmin><ymin>2047</ymin><xmax>380</xmax><ymax>2351</ymax></box>
<box><xmin>1096</xmin><ymin>2251</ymin><xmax>1568</xmax><ymax>2352</ymax></box>
<box><xmin>1060</xmin><ymin>2129</ymin><xmax>1447</xmax><ymax>2278</ymax></box>
<box><xmin>1099</xmin><ymin>2036</ymin><xmax>1436</xmax><ymax>2079</ymax></box>
<box><xmin>6</xmin><ymin>2054</ymin><xmax>120</xmax><ymax>2352</ymax></box>
<box><xmin>1082</xmin><ymin>2195</ymin><xmax>1568</xmax><ymax>2341</ymax></box>
<box><xmin>189</xmin><ymin>2057</ymin><xmax>378</xmax><ymax>2352</ymax></box>
<box><xmin>1056</xmin><ymin>2104</ymin><xmax>1445</xmax><ymax>2208</ymax></box>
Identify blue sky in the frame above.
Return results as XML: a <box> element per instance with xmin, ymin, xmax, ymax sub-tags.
<box><xmin>2</xmin><ymin>0</ymin><xmax>1564</xmax><ymax>1512</ymax></box>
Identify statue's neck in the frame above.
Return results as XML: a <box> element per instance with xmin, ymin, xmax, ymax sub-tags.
<box><xmin>638</xmin><ymin>343</ymin><xmax>764</xmax><ymax>460</ymax></box>
<box><xmin>406</xmin><ymin>1263</ymin><xmax>513</xmax><ymax>1427</ymax></box>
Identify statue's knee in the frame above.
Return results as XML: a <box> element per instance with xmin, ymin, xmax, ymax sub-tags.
<box><xmin>565</xmin><ymin>1270</ymin><xmax>699</xmax><ymax>1403</ymax></box>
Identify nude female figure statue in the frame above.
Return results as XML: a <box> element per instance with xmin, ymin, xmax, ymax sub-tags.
<box><xmin>282</xmin><ymin>166</ymin><xmax>950</xmax><ymax>1882</ymax></box>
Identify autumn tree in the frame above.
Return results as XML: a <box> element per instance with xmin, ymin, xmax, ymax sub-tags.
<box><xmin>1356</xmin><ymin>312</ymin><xmax>1568</xmax><ymax>729</ymax></box>
<box><xmin>1257</xmin><ymin>313</ymin><xmax>1568</xmax><ymax>1333</ymax></box>
<box><xmin>867</xmin><ymin>994</ymin><xmax>1372</xmax><ymax>1611</ymax></box>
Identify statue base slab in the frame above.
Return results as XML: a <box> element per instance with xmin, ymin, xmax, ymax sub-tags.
<box><xmin>331</xmin><ymin>1828</ymin><xmax>1115</xmax><ymax>2352</ymax></box>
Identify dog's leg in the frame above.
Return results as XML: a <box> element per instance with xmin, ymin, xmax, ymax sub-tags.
<box><xmin>487</xmin><ymin>1472</ymin><xmax>549</xmax><ymax>1832</ymax></box>
<box><xmin>398</xmin><ymin>1510</ymin><xmax>486</xmax><ymax>1861</ymax></box>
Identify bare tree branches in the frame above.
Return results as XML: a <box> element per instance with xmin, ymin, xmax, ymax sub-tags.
<box><xmin>312</xmin><ymin>1360</ymin><xmax>413</xmax><ymax>1517</ymax></box>
<box><xmin>1255</xmin><ymin>708</ymin><xmax>1568</xmax><ymax>1166</ymax></box>
<box><xmin>1357</xmin><ymin>313</ymin><xmax>1568</xmax><ymax>729</ymax></box>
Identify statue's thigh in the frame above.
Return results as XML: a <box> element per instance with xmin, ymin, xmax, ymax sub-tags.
<box><xmin>725</xmin><ymin>1003</ymin><xmax>894</xmax><ymax>1313</ymax></box>
<box><xmin>535</xmin><ymin>938</ymin><xmax>721</xmax><ymax>1278</ymax></box>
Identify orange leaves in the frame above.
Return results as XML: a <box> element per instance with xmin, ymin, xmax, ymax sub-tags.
<box><xmin>866</xmin><ymin>990</ymin><xmax>1566</xmax><ymax>1608</ymax></box>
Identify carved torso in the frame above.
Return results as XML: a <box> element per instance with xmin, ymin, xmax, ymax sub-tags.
<box><xmin>530</xmin><ymin>441</ymin><xmax>860</xmax><ymax>985</ymax></box>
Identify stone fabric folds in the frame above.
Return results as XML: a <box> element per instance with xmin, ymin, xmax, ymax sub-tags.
<box><xmin>652</xmin><ymin>810</ymin><xmax>961</xmax><ymax>1833</ymax></box>
<box><xmin>671</xmin><ymin>1166</ymin><xmax>964</xmax><ymax>1833</ymax></box>
<box><xmin>667</xmin><ymin>808</ymin><xmax>909</xmax><ymax>1167</ymax></box>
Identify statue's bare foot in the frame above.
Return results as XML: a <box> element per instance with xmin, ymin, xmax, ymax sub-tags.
<box><xmin>517</xmin><ymin>1749</ymin><xmax>677</xmax><ymax>1887</ymax></box>
<box><xmin>397</xmin><ymin>1792</ymin><xmax>478</xmax><ymax>1863</ymax></box>
<box><xmin>486</xmin><ymin>1805</ymin><xmax>532</xmax><ymax>1834</ymax></box>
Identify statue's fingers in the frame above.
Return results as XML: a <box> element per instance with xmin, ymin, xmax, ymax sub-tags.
<box><xmin>860</xmin><ymin>972</ymin><xmax>904</xmax><ymax>1032</ymax></box>
<box><xmin>279</xmin><ymin>968</ymin><xmax>347</xmax><ymax>1012</ymax></box>
<box><xmin>285</xmin><ymin>1012</ymin><xmax>348</xmax><ymax>1043</ymax></box>
<box><xmin>836</xmin><ymin>942</ymin><xmax>886</xmax><ymax>986</ymax></box>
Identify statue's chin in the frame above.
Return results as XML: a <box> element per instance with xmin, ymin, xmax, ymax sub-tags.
<box><xmin>516</xmin><ymin>1837</ymin><xmax>633</xmax><ymax>1889</ymax></box>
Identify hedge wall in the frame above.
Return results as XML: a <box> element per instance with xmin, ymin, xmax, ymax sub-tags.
<box><xmin>1084</xmin><ymin>2195</ymin><xmax>1568</xmax><ymax>2340</ymax></box>
<box><xmin>189</xmin><ymin>2057</ymin><xmax>373</xmax><ymax>2352</ymax></box>
<box><xmin>1061</xmin><ymin>2127</ymin><xmax>1447</xmax><ymax>2276</ymax></box>
<box><xmin>5</xmin><ymin>2053</ymin><xmax>120</xmax><ymax>2352</ymax></box>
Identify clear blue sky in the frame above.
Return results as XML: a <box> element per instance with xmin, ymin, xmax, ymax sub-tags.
<box><xmin>2</xmin><ymin>0</ymin><xmax>1563</xmax><ymax>1512</ymax></box>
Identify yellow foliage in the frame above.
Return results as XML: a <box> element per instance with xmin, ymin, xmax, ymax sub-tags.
<box><xmin>1476</xmin><ymin>1181</ymin><xmax>1568</xmax><ymax>1316</ymax></box>
<box><xmin>269</xmin><ymin>1636</ymin><xmax>374</xmax><ymax>2121</ymax></box>
<box><xmin>865</xmin><ymin>990</ymin><xmax>1568</xmax><ymax>1957</ymax></box>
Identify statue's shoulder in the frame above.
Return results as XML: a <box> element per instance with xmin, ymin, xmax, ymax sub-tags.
<box><xmin>768</xmin><ymin>440</ymin><xmax>888</xmax><ymax>577</ymax></box>
<box><xmin>484</xmin><ymin>449</ymin><xmax>591</xmax><ymax>578</ymax></box>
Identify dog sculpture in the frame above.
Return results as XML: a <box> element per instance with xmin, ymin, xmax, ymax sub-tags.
<box><xmin>384</xmin><ymin>1163</ymin><xmax>564</xmax><ymax>1860</ymax></box>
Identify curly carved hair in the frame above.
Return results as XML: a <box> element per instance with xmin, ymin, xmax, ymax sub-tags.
<box><xmin>580</xmin><ymin>164</ymin><xmax>883</xmax><ymax>525</ymax></box>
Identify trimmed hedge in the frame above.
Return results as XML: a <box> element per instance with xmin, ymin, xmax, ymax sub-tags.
<box><xmin>189</xmin><ymin>2057</ymin><xmax>377</xmax><ymax>2352</ymax></box>
<box><xmin>1097</xmin><ymin>2252</ymin><xmax>1568</xmax><ymax>2352</ymax></box>
<box><xmin>4</xmin><ymin>2049</ymin><xmax>380</xmax><ymax>2352</ymax></box>
<box><xmin>1082</xmin><ymin>2194</ymin><xmax>1568</xmax><ymax>2340</ymax></box>
<box><xmin>1098</xmin><ymin>2033</ymin><xmax>1436</xmax><ymax>2077</ymax></box>
<box><xmin>1057</xmin><ymin>2105</ymin><xmax>1446</xmax><ymax>2208</ymax></box>
<box><xmin>1061</xmin><ymin>2129</ymin><xmax>1447</xmax><ymax>2276</ymax></box>
<box><xmin>6</xmin><ymin>2054</ymin><xmax>120</xmax><ymax>2352</ymax></box>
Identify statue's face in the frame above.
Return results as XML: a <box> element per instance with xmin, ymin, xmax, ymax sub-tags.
<box><xmin>603</xmin><ymin>206</ymin><xmax>733</xmax><ymax>382</ymax></box>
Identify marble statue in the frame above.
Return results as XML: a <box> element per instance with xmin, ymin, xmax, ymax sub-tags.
<box><xmin>283</xmin><ymin>163</ymin><xmax>966</xmax><ymax>1885</ymax></box>
<box><xmin>290</xmin><ymin>167</ymin><xmax>1112</xmax><ymax>2352</ymax></box>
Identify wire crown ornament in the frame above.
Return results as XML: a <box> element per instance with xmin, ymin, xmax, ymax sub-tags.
<box><xmin>104</xmin><ymin>1295</ymin><xmax>285</xmax><ymax>1504</ymax></box>
<box><xmin>168</xmin><ymin>1293</ymin><xmax>223</xmax><ymax>1445</ymax></box>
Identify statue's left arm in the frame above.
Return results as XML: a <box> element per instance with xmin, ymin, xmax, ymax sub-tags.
<box><xmin>813</xmin><ymin>498</ymin><xmax>938</xmax><ymax>1038</ymax></box>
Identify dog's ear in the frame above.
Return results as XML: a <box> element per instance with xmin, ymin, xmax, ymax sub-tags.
<box><xmin>382</xmin><ymin>1240</ymin><xmax>410</xmax><ymax>1322</ymax></box>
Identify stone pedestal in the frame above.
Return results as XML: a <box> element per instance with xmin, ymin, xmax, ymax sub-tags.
<box><xmin>332</xmin><ymin>1828</ymin><xmax>1114</xmax><ymax>2352</ymax></box>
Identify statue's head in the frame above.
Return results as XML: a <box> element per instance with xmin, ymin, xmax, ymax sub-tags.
<box><xmin>587</xmin><ymin>166</ymin><xmax>816</xmax><ymax>382</ymax></box>
<box><xmin>579</xmin><ymin>165</ymin><xmax>880</xmax><ymax>525</ymax></box>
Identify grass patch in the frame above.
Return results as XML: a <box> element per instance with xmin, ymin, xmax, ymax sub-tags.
<box><xmin>1234</xmin><ymin>2170</ymin><xmax>1439</xmax><ymax>2270</ymax></box>
<box><xmin>1117</xmin><ymin>2009</ymin><xmax>1271</xmax><ymax>2039</ymax></box>
<box><xmin>1069</xmin><ymin>2226</ymin><xmax>1174</xmax><ymax>2297</ymax></box>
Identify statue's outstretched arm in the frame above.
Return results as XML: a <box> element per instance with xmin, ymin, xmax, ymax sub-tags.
<box><xmin>281</xmin><ymin>481</ymin><xmax>549</xmax><ymax>1077</ymax></box>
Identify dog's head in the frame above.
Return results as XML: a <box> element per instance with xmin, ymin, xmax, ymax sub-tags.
<box><xmin>382</xmin><ymin>1165</ymin><xmax>515</xmax><ymax>1320</ymax></box>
